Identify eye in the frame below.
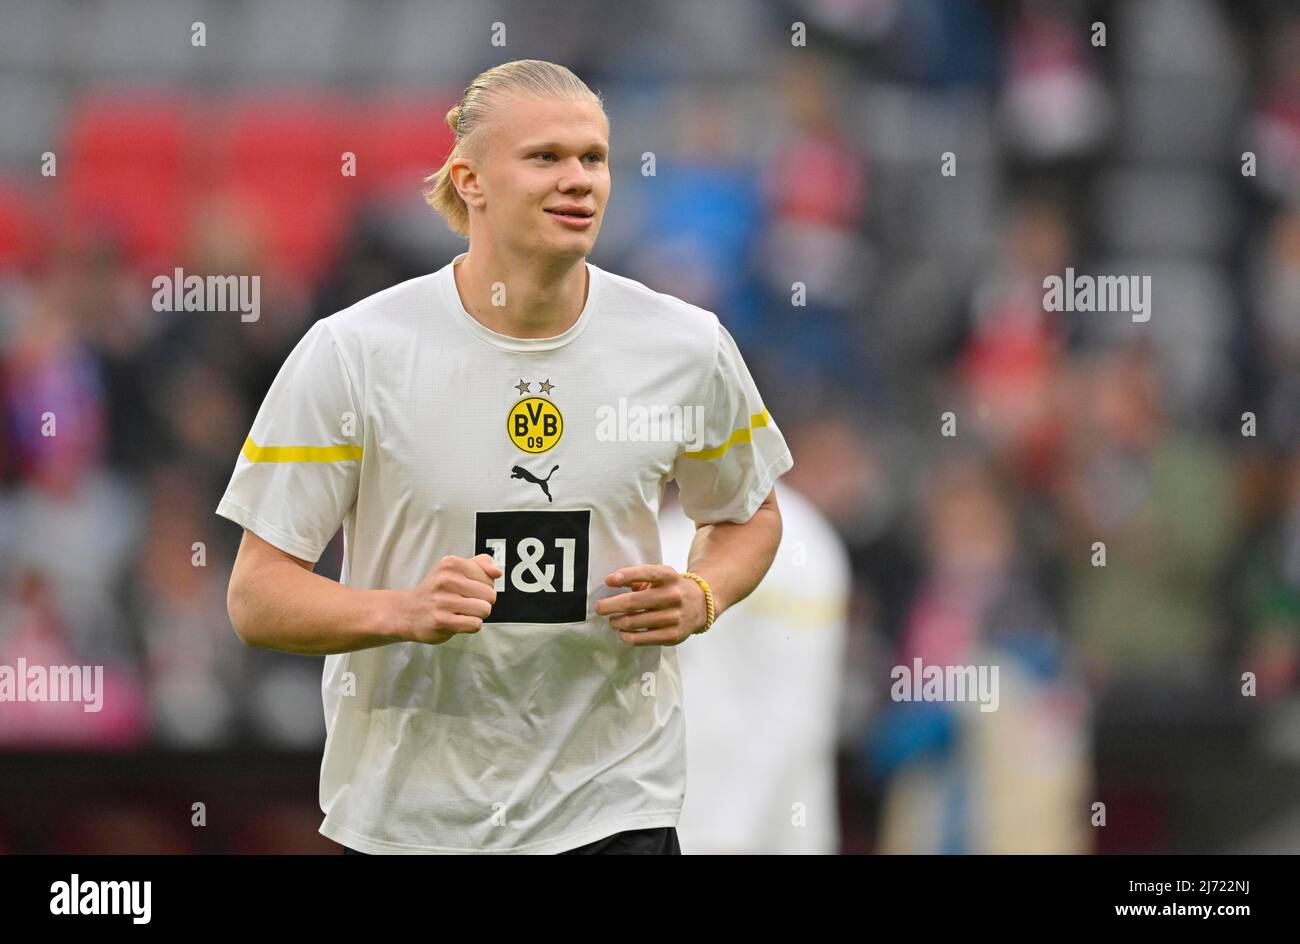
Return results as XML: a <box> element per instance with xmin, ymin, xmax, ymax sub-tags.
<box><xmin>584</xmin><ymin>152</ymin><xmax>605</xmax><ymax>163</ymax></box>
<box><xmin>532</xmin><ymin>152</ymin><xmax>556</xmax><ymax>161</ymax></box>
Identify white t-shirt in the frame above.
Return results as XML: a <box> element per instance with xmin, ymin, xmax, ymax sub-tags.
<box><xmin>660</xmin><ymin>481</ymin><xmax>849</xmax><ymax>854</ymax></box>
<box><xmin>215</xmin><ymin>251</ymin><xmax>794</xmax><ymax>853</ymax></box>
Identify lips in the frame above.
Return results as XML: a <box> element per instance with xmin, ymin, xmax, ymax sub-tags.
<box><xmin>545</xmin><ymin>207</ymin><xmax>594</xmax><ymax>218</ymax></box>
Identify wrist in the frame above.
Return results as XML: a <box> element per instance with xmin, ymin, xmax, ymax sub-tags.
<box><xmin>680</xmin><ymin>571</ymin><xmax>717</xmax><ymax>634</ymax></box>
<box><xmin>371</xmin><ymin>588</ymin><xmax>413</xmax><ymax>643</ymax></box>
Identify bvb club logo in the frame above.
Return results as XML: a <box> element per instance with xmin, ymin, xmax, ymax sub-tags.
<box><xmin>508</xmin><ymin>380</ymin><xmax>563</xmax><ymax>454</ymax></box>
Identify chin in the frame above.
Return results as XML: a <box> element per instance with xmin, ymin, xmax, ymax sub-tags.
<box><xmin>547</xmin><ymin>234</ymin><xmax>596</xmax><ymax>256</ymax></box>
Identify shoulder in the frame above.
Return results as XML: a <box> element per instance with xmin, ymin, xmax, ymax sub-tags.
<box><xmin>308</xmin><ymin>271</ymin><xmax>443</xmax><ymax>359</ymax></box>
<box><xmin>322</xmin><ymin>271</ymin><xmax>441</xmax><ymax>334</ymax></box>
<box><xmin>592</xmin><ymin>263</ymin><xmax>722</xmax><ymax>364</ymax></box>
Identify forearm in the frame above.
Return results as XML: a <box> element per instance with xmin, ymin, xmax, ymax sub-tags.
<box><xmin>229</xmin><ymin>555</ymin><xmax>407</xmax><ymax>656</ymax></box>
<box><xmin>686</xmin><ymin>501</ymin><xmax>783</xmax><ymax>618</ymax></box>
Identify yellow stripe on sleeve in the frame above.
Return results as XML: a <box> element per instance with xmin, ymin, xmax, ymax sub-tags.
<box><xmin>680</xmin><ymin>408</ymin><xmax>771</xmax><ymax>461</ymax></box>
<box><xmin>241</xmin><ymin>436</ymin><xmax>363</xmax><ymax>463</ymax></box>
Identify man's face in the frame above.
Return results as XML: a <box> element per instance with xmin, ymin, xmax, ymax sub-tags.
<box><xmin>465</xmin><ymin>94</ymin><xmax>611</xmax><ymax>260</ymax></box>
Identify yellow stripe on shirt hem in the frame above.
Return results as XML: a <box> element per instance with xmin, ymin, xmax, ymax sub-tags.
<box><xmin>241</xmin><ymin>436</ymin><xmax>363</xmax><ymax>463</ymax></box>
<box><xmin>680</xmin><ymin>408</ymin><xmax>770</xmax><ymax>461</ymax></box>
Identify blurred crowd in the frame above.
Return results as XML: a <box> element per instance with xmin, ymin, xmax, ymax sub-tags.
<box><xmin>0</xmin><ymin>0</ymin><xmax>1297</xmax><ymax>852</ymax></box>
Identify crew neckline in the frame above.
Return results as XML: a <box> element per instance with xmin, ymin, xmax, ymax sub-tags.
<box><xmin>441</xmin><ymin>251</ymin><xmax>600</xmax><ymax>353</ymax></box>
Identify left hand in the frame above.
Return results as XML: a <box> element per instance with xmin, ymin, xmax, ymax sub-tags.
<box><xmin>595</xmin><ymin>564</ymin><xmax>708</xmax><ymax>646</ymax></box>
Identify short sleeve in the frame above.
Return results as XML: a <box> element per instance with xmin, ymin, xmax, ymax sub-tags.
<box><xmin>670</xmin><ymin>322</ymin><xmax>794</xmax><ymax>524</ymax></box>
<box><xmin>215</xmin><ymin>319</ymin><xmax>363</xmax><ymax>562</ymax></box>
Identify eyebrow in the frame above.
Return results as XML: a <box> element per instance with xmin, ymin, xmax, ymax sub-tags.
<box><xmin>519</xmin><ymin>141</ymin><xmax>609</xmax><ymax>154</ymax></box>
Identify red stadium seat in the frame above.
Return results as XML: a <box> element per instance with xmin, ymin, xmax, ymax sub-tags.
<box><xmin>61</xmin><ymin>93</ymin><xmax>195</xmax><ymax>268</ymax></box>
<box><xmin>207</xmin><ymin>95</ymin><xmax>362</xmax><ymax>279</ymax></box>
<box><xmin>0</xmin><ymin>177</ymin><xmax>46</xmax><ymax>271</ymax></box>
<box><xmin>358</xmin><ymin>95</ymin><xmax>458</xmax><ymax>199</ymax></box>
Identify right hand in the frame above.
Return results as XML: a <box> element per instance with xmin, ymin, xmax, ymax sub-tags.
<box><xmin>399</xmin><ymin>553</ymin><xmax>502</xmax><ymax>645</ymax></box>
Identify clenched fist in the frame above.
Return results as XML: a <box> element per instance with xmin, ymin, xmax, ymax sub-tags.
<box><xmin>396</xmin><ymin>553</ymin><xmax>502</xmax><ymax>645</ymax></box>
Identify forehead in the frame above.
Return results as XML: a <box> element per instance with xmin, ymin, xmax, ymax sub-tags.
<box><xmin>486</xmin><ymin>94</ymin><xmax>609</xmax><ymax>149</ymax></box>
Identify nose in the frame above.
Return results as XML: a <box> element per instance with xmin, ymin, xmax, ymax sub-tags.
<box><xmin>557</xmin><ymin>156</ymin><xmax>594</xmax><ymax>193</ymax></box>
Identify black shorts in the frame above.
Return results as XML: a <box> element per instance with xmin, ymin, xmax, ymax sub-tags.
<box><xmin>341</xmin><ymin>826</ymin><xmax>680</xmax><ymax>855</ymax></box>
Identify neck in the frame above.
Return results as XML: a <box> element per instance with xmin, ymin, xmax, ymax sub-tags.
<box><xmin>453</xmin><ymin>242</ymin><xmax>589</xmax><ymax>339</ymax></box>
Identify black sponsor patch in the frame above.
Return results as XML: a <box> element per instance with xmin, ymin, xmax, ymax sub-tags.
<box><xmin>474</xmin><ymin>510</ymin><xmax>591</xmax><ymax>623</ymax></box>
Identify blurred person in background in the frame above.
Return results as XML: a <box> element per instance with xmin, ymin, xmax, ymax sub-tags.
<box><xmin>0</xmin><ymin>568</ymin><xmax>148</xmax><ymax>749</ymax></box>
<box><xmin>625</xmin><ymin>89</ymin><xmax>764</xmax><ymax>347</ymax></box>
<box><xmin>1237</xmin><ymin>445</ymin><xmax>1300</xmax><ymax>699</ymax></box>
<box><xmin>998</xmin><ymin>3</ymin><xmax>1111</xmax><ymax>170</ymax></box>
<box><xmin>866</xmin><ymin>454</ymin><xmax>1090</xmax><ymax>854</ymax></box>
<box><xmin>1251</xmin><ymin>207</ymin><xmax>1300</xmax><ymax>449</ymax></box>
<box><xmin>132</xmin><ymin>465</ymin><xmax>244</xmax><ymax>748</ymax></box>
<box><xmin>958</xmin><ymin>193</ymin><xmax>1074</xmax><ymax>495</ymax></box>
<box><xmin>1055</xmin><ymin>344</ymin><xmax>1238</xmax><ymax>690</ymax></box>
<box><xmin>0</xmin><ymin>255</ymin><xmax>145</xmax><ymax>674</ymax></box>
<box><xmin>660</xmin><ymin>479</ymin><xmax>849</xmax><ymax>854</ymax></box>
<box><xmin>752</xmin><ymin>59</ymin><xmax>874</xmax><ymax>418</ymax></box>
<box><xmin>1249</xmin><ymin>16</ymin><xmax>1300</xmax><ymax>203</ymax></box>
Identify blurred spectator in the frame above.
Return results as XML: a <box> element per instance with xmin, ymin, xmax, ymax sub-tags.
<box><xmin>1253</xmin><ymin>207</ymin><xmax>1300</xmax><ymax>447</ymax></box>
<box><xmin>0</xmin><ymin>570</ymin><xmax>149</xmax><ymax>748</ymax></box>
<box><xmin>866</xmin><ymin>454</ymin><xmax>1090</xmax><ymax>853</ymax></box>
<box><xmin>752</xmin><ymin>59</ymin><xmax>875</xmax><ymax>415</ymax></box>
<box><xmin>1238</xmin><ymin>447</ymin><xmax>1300</xmax><ymax>698</ymax></box>
<box><xmin>1056</xmin><ymin>345</ymin><xmax>1239</xmax><ymax>687</ymax></box>
<box><xmin>133</xmin><ymin>466</ymin><xmax>243</xmax><ymax>747</ymax></box>
<box><xmin>999</xmin><ymin>5</ymin><xmax>1111</xmax><ymax>164</ymax></box>
<box><xmin>660</xmin><ymin>480</ymin><xmax>850</xmax><ymax>854</ymax></box>
<box><xmin>1250</xmin><ymin>17</ymin><xmax>1300</xmax><ymax>203</ymax></box>
<box><xmin>958</xmin><ymin>193</ymin><xmax>1074</xmax><ymax>492</ymax></box>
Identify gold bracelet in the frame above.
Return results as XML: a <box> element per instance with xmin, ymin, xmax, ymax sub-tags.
<box><xmin>680</xmin><ymin>571</ymin><xmax>716</xmax><ymax>635</ymax></box>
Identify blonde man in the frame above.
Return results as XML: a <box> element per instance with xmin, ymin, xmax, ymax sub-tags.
<box><xmin>219</xmin><ymin>60</ymin><xmax>793</xmax><ymax>854</ymax></box>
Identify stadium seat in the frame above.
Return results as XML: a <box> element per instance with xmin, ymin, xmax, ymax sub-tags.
<box><xmin>357</xmin><ymin>96</ymin><xmax>458</xmax><ymax>199</ymax></box>
<box><xmin>208</xmin><ymin>95</ymin><xmax>362</xmax><ymax>279</ymax></box>
<box><xmin>0</xmin><ymin>177</ymin><xmax>45</xmax><ymax>270</ymax></box>
<box><xmin>61</xmin><ymin>92</ymin><xmax>194</xmax><ymax>267</ymax></box>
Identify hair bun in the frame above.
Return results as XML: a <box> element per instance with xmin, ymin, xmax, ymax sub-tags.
<box><xmin>448</xmin><ymin>105</ymin><xmax>462</xmax><ymax>132</ymax></box>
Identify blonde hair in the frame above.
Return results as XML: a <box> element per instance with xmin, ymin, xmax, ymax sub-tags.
<box><xmin>423</xmin><ymin>60</ymin><xmax>606</xmax><ymax>239</ymax></box>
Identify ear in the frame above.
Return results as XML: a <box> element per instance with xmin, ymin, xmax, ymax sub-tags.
<box><xmin>449</xmin><ymin>157</ymin><xmax>486</xmax><ymax>209</ymax></box>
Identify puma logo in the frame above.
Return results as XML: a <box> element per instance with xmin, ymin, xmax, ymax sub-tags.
<box><xmin>511</xmin><ymin>464</ymin><xmax>559</xmax><ymax>502</ymax></box>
